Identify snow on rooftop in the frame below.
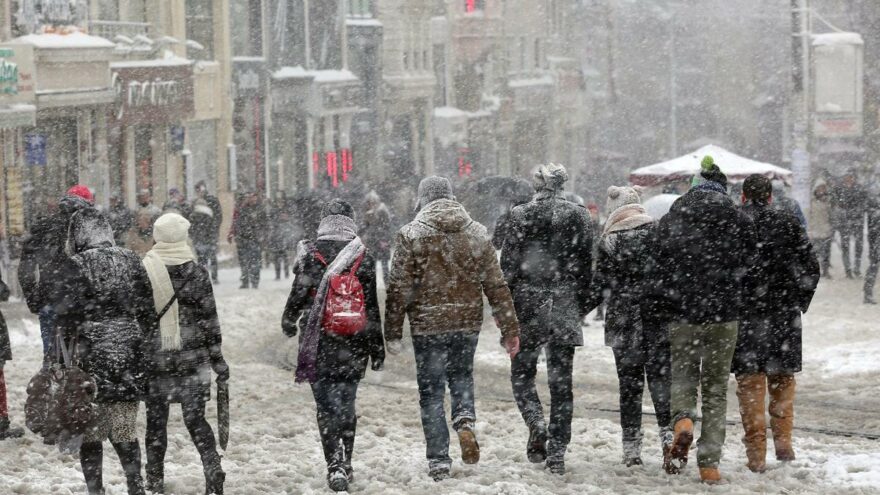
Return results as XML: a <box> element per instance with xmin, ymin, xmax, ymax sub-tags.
<box><xmin>812</xmin><ymin>32</ymin><xmax>864</xmax><ymax>47</ymax></box>
<box><xmin>13</xmin><ymin>31</ymin><xmax>115</xmax><ymax>49</ymax></box>
<box><xmin>272</xmin><ymin>66</ymin><xmax>357</xmax><ymax>83</ymax></box>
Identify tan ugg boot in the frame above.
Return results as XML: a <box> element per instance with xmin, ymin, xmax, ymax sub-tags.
<box><xmin>700</xmin><ymin>467</ymin><xmax>722</xmax><ymax>484</ymax></box>
<box><xmin>665</xmin><ymin>418</ymin><xmax>694</xmax><ymax>474</ymax></box>
<box><xmin>769</xmin><ymin>374</ymin><xmax>796</xmax><ymax>462</ymax></box>
<box><xmin>736</xmin><ymin>374</ymin><xmax>768</xmax><ymax>473</ymax></box>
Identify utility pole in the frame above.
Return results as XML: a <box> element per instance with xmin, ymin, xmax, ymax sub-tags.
<box><xmin>791</xmin><ymin>0</ymin><xmax>812</xmax><ymax>215</ymax></box>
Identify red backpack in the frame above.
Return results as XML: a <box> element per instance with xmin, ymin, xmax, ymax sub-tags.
<box><xmin>314</xmin><ymin>250</ymin><xmax>368</xmax><ymax>336</ymax></box>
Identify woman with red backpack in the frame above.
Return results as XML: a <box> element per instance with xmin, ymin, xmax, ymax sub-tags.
<box><xmin>281</xmin><ymin>199</ymin><xmax>385</xmax><ymax>493</ymax></box>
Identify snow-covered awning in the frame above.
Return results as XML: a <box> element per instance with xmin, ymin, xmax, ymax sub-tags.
<box><xmin>13</xmin><ymin>31</ymin><xmax>115</xmax><ymax>49</ymax></box>
<box><xmin>629</xmin><ymin>145</ymin><xmax>793</xmax><ymax>187</ymax></box>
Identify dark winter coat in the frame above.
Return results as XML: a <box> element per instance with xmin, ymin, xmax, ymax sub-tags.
<box><xmin>645</xmin><ymin>183</ymin><xmax>757</xmax><ymax>325</ymax></box>
<box><xmin>19</xmin><ymin>195</ymin><xmax>95</xmax><ymax>313</ymax></box>
<box><xmin>267</xmin><ymin>203</ymin><xmax>296</xmax><ymax>253</ymax></box>
<box><xmin>385</xmin><ymin>199</ymin><xmax>520</xmax><ymax>341</ymax></box>
<box><xmin>190</xmin><ymin>195</ymin><xmax>223</xmax><ymax>245</ymax></box>
<box><xmin>500</xmin><ymin>192</ymin><xmax>593</xmax><ymax>349</ymax></box>
<box><xmin>231</xmin><ymin>201</ymin><xmax>268</xmax><ymax>243</ymax></box>
<box><xmin>360</xmin><ymin>204</ymin><xmax>393</xmax><ymax>261</ymax></box>
<box><xmin>867</xmin><ymin>200</ymin><xmax>880</xmax><ymax>262</ymax></box>
<box><xmin>147</xmin><ymin>262</ymin><xmax>223</xmax><ymax>402</ymax></box>
<box><xmin>585</xmin><ymin>222</ymin><xmax>661</xmax><ymax>350</ymax></box>
<box><xmin>830</xmin><ymin>183</ymin><xmax>869</xmax><ymax>226</ymax></box>
<box><xmin>1</xmin><ymin>272</ymin><xmax>11</xmax><ymax>362</ymax></box>
<box><xmin>492</xmin><ymin>210</ymin><xmax>514</xmax><ymax>250</ymax></box>
<box><xmin>54</xmin><ymin>210</ymin><xmax>155</xmax><ymax>403</ymax></box>
<box><xmin>732</xmin><ymin>202</ymin><xmax>820</xmax><ymax>375</ymax></box>
<box><xmin>107</xmin><ymin>204</ymin><xmax>134</xmax><ymax>247</ymax></box>
<box><xmin>282</xmin><ymin>239</ymin><xmax>384</xmax><ymax>381</ymax></box>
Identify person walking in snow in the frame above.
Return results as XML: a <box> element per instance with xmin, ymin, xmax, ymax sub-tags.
<box><xmin>830</xmin><ymin>171</ymin><xmax>869</xmax><ymax>278</ymax></box>
<box><xmin>190</xmin><ymin>181</ymin><xmax>223</xmax><ymax>284</ymax></box>
<box><xmin>162</xmin><ymin>187</ymin><xmax>192</xmax><ymax>219</ymax></box>
<box><xmin>359</xmin><ymin>191</ymin><xmax>394</xmax><ymax>277</ymax></box>
<box><xmin>19</xmin><ymin>185</ymin><xmax>96</xmax><ymax>369</ymax></box>
<box><xmin>771</xmin><ymin>180</ymin><xmax>807</xmax><ymax>228</ymax></box>
<box><xmin>281</xmin><ymin>199</ymin><xmax>385</xmax><ymax>492</ymax></box>
<box><xmin>267</xmin><ymin>196</ymin><xmax>295</xmax><ymax>280</ymax></box>
<box><xmin>863</xmin><ymin>198</ymin><xmax>880</xmax><ymax>304</ymax></box>
<box><xmin>108</xmin><ymin>194</ymin><xmax>134</xmax><ymax>248</ymax></box>
<box><xmin>53</xmin><ymin>208</ymin><xmax>155</xmax><ymax>495</ymax></box>
<box><xmin>808</xmin><ymin>179</ymin><xmax>833</xmax><ymax>278</ymax></box>
<box><xmin>142</xmin><ymin>213</ymin><xmax>228</xmax><ymax>495</ymax></box>
<box><xmin>645</xmin><ymin>157</ymin><xmax>756</xmax><ymax>483</ymax></box>
<box><xmin>734</xmin><ymin>175</ymin><xmax>819</xmax><ymax>473</ymax></box>
<box><xmin>132</xmin><ymin>189</ymin><xmax>163</xmax><ymax>257</ymax></box>
<box><xmin>0</xmin><ymin>269</ymin><xmax>24</xmax><ymax>440</ymax></box>
<box><xmin>583</xmin><ymin>186</ymin><xmax>672</xmax><ymax>468</ymax></box>
<box><xmin>385</xmin><ymin>177</ymin><xmax>520</xmax><ymax>482</ymax></box>
<box><xmin>228</xmin><ymin>191</ymin><xmax>268</xmax><ymax>289</ymax></box>
<box><xmin>500</xmin><ymin>164</ymin><xmax>592</xmax><ymax>475</ymax></box>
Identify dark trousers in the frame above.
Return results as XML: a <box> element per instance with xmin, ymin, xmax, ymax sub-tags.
<box><xmin>865</xmin><ymin>255</ymin><xmax>880</xmax><ymax>299</ymax></box>
<box><xmin>145</xmin><ymin>397</ymin><xmax>219</xmax><ymax>481</ymax></box>
<box><xmin>196</xmin><ymin>243</ymin><xmax>219</xmax><ymax>282</ymax></box>
<box><xmin>612</xmin><ymin>340</ymin><xmax>672</xmax><ymax>442</ymax></box>
<box><xmin>510</xmin><ymin>342</ymin><xmax>575</xmax><ymax>459</ymax></box>
<box><xmin>272</xmin><ymin>251</ymin><xmax>290</xmax><ymax>279</ymax></box>
<box><xmin>311</xmin><ymin>379</ymin><xmax>359</xmax><ymax>471</ymax></box>
<box><xmin>811</xmin><ymin>236</ymin><xmax>832</xmax><ymax>275</ymax></box>
<box><xmin>38</xmin><ymin>305</ymin><xmax>56</xmax><ymax>369</ymax></box>
<box><xmin>0</xmin><ymin>367</ymin><xmax>7</xmax><ymax>418</ymax></box>
<box><xmin>81</xmin><ymin>440</ymin><xmax>144</xmax><ymax>494</ymax></box>
<box><xmin>412</xmin><ymin>331</ymin><xmax>480</xmax><ymax>469</ymax></box>
<box><xmin>236</xmin><ymin>239</ymin><xmax>262</xmax><ymax>288</ymax></box>
<box><xmin>840</xmin><ymin>220</ymin><xmax>864</xmax><ymax>276</ymax></box>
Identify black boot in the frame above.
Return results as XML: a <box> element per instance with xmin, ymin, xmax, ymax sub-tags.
<box><xmin>0</xmin><ymin>416</ymin><xmax>24</xmax><ymax>440</ymax></box>
<box><xmin>145</xmin><ymin>462</ymin><xmax>164</xmax><ymax>493</ymax></box>
<box><xmin>204</xmin><ymin>455</ymin><xmax>225</xmax><ymax>495</ymax></box>
<box><xmin>327</xmin><ymin>441</ymin><xmax>349</xmax><ymax>492</ymax></box>
<box><xmin>80</xmin><ymin>442</ymin><xmax>105</xmax><ymax>495</ymax></box>
<box><xmin>112</xmin><ymin>441</ymin><xmax>146</xmax><ymax>495</ymax></box>
<box><xmin>527</xmin><ymin>424</ymin><xmax>548</xmax><ymax>463</ymax></box>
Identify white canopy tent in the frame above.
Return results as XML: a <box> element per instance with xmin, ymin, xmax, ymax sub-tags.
<box><xmin>629</xmin><ymin>145</ymin><xmax>793</xmax><ymax>187</ymax></box>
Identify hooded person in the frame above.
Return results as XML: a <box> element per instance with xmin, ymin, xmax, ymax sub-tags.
<box><xmin>360</xmin><ymin>191</ymin><xmax>394</xmax><ymax>275</ymax></box>
<box><xmin>141</xmin><ymin>213</ymin><xmax>228</xmax><ymax>495</ymax></box>
<box><xmin>385</xmin><ymin>177</ymin><xmax>520</xmax><ymax>482</ymax></box>
<box><xmin>52</xmin><ymin>208</ymin><xmax>155</xmax><ymax>495</ymax></box>
<box><xmin>500</xmin><ymin>164</ymin><xmax>593</xmax><ymax>475</ymax></box>
<box><xmin>583</xmin><ymin>186</ymin><xmax>672</xmax><ymax>468</ymax></box>
<box><xmin>643</xmin><ymin>155</ymin><xmax>757</xmax><ymax>483</ymax></box>
<box><xmin>19</xmin><ymin>185</ymin><xmax>96</xmax><ymax>369</ymax></box>
<box><xmin>281</xmin><ymin>199</ymin><xmax>384</xmax><ymax>492</ymax></box>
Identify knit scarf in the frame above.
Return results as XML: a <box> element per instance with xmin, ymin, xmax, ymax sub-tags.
<box><xmin>142</xmin><ymin>241</ymin><xmax>195</xmax><ymax>351</ymax></box>
<box><xmin>603</xmin><ymin>204</ymin><xmax>654</xmax><ymax>236</ymax></box>
<box><xmin>296</xmin><ymin>217</ymin><xmax>365</xmax><ymax>384</ymax></box>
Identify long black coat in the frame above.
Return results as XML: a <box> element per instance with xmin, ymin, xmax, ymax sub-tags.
<box><xmin>146</xmin><ymin>262</ymin><xmax>224</xmax><ymax>403</ymax></box>
<box><xmin>1</xmin><ymin>272</ymin><xmax>11</xmax><ymax>362</ymax></box>
<box><xmin>55</xmin><ymin>210</ymin><xmax>155</xmax><ymax>403</ymax></box>
<box><xmin>19</xmin><ymin>196</ymin><xmax>95</xmax><ymax>313</ymax></box>
<box><xmin>586</xmin><ymin>222</ymin><xmax>662</xmax><ymax>350</ymax></box>
<box><xmin>501</xmin><ymin>192</ymin><xmax>593</xmax><ymax>349</ymax></box>
<box><xmin>282</xmin><ymin>239</ymin><xmax>384</xmax><ymax>381</ymax></box>
<box><xmin>645</xmin><ymin>184</ymin><xmax>757</xmax><ymax>325</ymax></box>
<box><xmin>732</xmin><ymin>202</ymin><xmax>820</xmax><ymax>375</ymax></box>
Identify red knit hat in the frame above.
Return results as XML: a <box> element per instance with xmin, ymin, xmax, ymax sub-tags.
<box><xmin>66</xmin><ymin>185</ymin><xmax>94</xmax><ymax>204</ymax></box>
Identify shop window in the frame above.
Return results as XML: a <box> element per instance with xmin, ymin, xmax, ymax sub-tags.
<box><xmin>186</xmin><ymin>0</ymin><xmax>216</xmax><ymax>60</ymax></box>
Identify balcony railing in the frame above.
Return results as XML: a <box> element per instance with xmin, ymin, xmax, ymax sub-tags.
<box><xmin>88</xmin><ymin>20</ymin><xmax>152</xmax><ymax>40</ymax></box>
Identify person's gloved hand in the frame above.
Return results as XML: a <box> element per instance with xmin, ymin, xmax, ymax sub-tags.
<box><xmin>503</xmin><ymin>335</ymin><xmax>521</xmax><ymax>359</ymax></box>
<box><xmin>386</xmin><ymin>339</ymin><xmax>402</xmax><ymax>356</ymax></box>
<box><xmin>213</xmin><ymin>358</ymin><xmax>230</xmax><ymax>383</ymax></box>
<box><xmin>281</xmin><ymin>317</ymin><xmax>298</xmax><ymax>338</ymax></box>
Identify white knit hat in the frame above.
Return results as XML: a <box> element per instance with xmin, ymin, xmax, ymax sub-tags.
<box><xmin>153</xmin><ymin>213</ymin><xmax>191</xmax><ymax>243</ymax></box>
<box><xmin>606</xmin><ymin>185</ymin><xmax>643</xmax><ymax>214</ymax></box>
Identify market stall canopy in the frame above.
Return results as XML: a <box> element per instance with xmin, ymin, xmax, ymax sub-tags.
<box><xmin>629</xmin><ymin>145</ymin><xmax>793</xmax><ymax>187</ymax></box>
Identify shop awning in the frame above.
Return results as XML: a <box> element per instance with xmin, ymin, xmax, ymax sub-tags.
<box><xmin>629</xmin><ymin>144</ymin><xmax>793</xmax><ymax>186</ymax></box>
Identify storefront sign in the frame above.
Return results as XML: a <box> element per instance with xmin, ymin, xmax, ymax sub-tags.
<box><xmin>4</xmin><ymin>166</ymin><xmax>26</xmax><ymax>236</ymax></box>
<box><xmin>814</xmin><ymin>113</ymin><xmax>863</xmax><ymax>138</ymax></box>
<box><xmin>24</xmin><ymin>133</ymin><xmax>47</xmax><ymax>166</ymax></box>
<box><xmin>111</xmin><ymin>63</ymin><xmax>194</xmax><ymax>125</ymax></box>
<box><xmin>0</xmin><ymin>45</ymin><xmax>36</xmax><ymax>104</ymax></box>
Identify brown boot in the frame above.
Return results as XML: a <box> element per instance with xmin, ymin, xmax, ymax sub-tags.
<box><xmin>736</xmin><ymin>374</ymin><xmax>767</xmax><ymax>473</ymax></box>
<box><xmin>769</xmin><ymin>374</ymin><xmax>796</xmax><ymax>462</ymax></box>
<box><xmin>699</xmin><ymin>467</ymin><xmax>722</xmax><ymax>484</ymax></box>
<box><xmin>665</xmin><ymin>418</ymin><xmax>693</xmax><ymax>474</ymax></box>
<box><xmin>457</xmin><ymin>422</ymin><xmax>480</xmax><ymax>465</ymax></box>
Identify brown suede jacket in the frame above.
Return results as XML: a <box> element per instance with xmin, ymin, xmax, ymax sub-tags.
<box><xmin>384</xmin><ymin>199</ymin><xmax>520</xmax><ymax>341</ymax></box>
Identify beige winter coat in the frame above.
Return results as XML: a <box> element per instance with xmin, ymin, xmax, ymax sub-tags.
<box><xmin>808</xmin><ymin>198</ymin><xmax>833</xmax><ymax>239</ymax></box>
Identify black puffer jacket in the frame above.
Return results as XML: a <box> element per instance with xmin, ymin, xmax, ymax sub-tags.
<box><xmin>645</xmin><ymin>184</ymin><xmax>757</xmax><ymax>324</ymax></box>
<box><xmin>501</xmin><ymin>192</ymin><xmax>593</xmax><ymax>349</ymax></box>
<box><xmin>19</xmin><ymin>196</ymin><xmax>95</xmax><ymax>313</ymax></box>
<box><xmin>282</xmin><ymin>239</ymin><xmax>384</xmax><ymax>381</ymax></box>
<box><xmin>55</xmin><ymin>209</ymin><xmax>155</xmax><ymax>403</ymax></box>
<box><xmin>585</xmin><ymin>222</ymin><xmax>660</xmax><ymax>349</ymax></box>
<box><xmin>732</xmin><ymin>202</ymin><xmax>819</xmax><ymax>375</ymax></box>
<box><xmin>147</xmin><ymin>262</ymin><xmax>224</xmax><ymax>402</ymax></box>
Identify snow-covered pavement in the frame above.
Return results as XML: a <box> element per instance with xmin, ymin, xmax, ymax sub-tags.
<box><xmin>2</xmin><ymin>267</ymin><xmax>879</xmax><ymax>494</ymax></box>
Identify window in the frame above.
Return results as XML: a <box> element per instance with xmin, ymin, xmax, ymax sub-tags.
<box><xmin>465</xmin><ymin>0</ymin><xmax>485</xmax><ymax>13</ymax></box>
<box><xmin>186</xmin><ymin>0</ymin><xmax>215</xmax><ymax>60</ymax></box>
<box><xmin>308</xmin><ymin>0</ymin><xmax>343</xmax><ymax>69</ymax></box>
<box><xmin>230</xmin><ymin>0</ymin><xmax>264</xmax><ymax>56</ymax></box>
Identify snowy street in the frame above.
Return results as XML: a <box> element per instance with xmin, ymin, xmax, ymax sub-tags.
<box><xmin>1</xmin><ymin>264</ymin><xmax>879</xmax><ymax>494</ymax></box>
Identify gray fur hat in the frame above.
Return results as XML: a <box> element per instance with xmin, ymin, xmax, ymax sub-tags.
<box><xmin>534</xmin><ymin>163</ymin><xmax>569</xmax><ymax>192</ymax></box>
<box><xmin>415</xmin><ymin>176</ymin><xmax>454</xmax><ymax>211</ymax></box>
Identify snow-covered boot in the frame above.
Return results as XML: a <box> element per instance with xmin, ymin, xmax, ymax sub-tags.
<box><xmin>81</xmin><ymin>442</ymin><xmax>105</xmax><ymax>495</ymax></box>
<box><xmin>736</xmin><ymin>374</ymin><xmax>767</xmax><ymax>473</ymax></box>
<box><xmin>659</xmin><ymin>427</ymin><xmax>674</xmax><ymax>470</ymax></box>
<box><xmin>622</xmin><ymin>429</ymin><xmax>643</xmax><ymax>467</ymax></box>
<box><xmin>204</xmin><ymin>455</ymin><xmax>225</xmax><ymax>495</ymax></box>
<box><xmin>457</xmin><ymin>421</ymin><xmax>480</xmax><ymax>465</ymax></box>
<box><xmin>526</xmin><ymin>423</ymin><xmax>548</xmax><ymax>463</ymax></box>
<box><xmin>545</xmin><ymin>456</ymin><xmax>565</xmax><ymax>475</ymax></box>
<box><xmin>665</xmin><ymin>418</ymin><xmax>693</xmax><ymax>474</ymax></box>
<box><xmin>428</xmin><ymin>462</ymin><xmax>451</xmax><ymax>482</ymax></box>
<box><xmin>769</xmin><ymin>374</ymin><xmax>796</xmax><ymax>462</ymax></box>
<box><xmin>0</xmin><ymin>416</ymin><xmax>24</xmax><ymax>440</ymax></box>
<box><xmin>699</xmin><ymin>467</ymin><xmax>722</xmax><ymax>484</ymax></box>
<box><xmin>145</xmin><ymin>466</ymin><xmax>164</xmax><ymax>494</ymax></box>
<box><xmin>327</xmin><ymin>467</ymin><xmax>349</xmax><ymax>492</ymax></box>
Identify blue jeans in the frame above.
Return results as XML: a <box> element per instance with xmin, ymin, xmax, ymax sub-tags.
<box><xmin>412</xmin><ymin>331</ymin><xmax>479</xmax><ymax>469</ymax></box>
<box><xmin>39</xmin><ymin>306</ymin><xmax>56</xmax><ymax>369</ymax></box>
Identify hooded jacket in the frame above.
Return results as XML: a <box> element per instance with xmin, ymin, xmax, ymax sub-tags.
<box><xmin>19</xmin><ymin>195</ymin><xmax>95</xmax><ymax>313</ymax></box>
<box><xmin>385</xmin><ymin>199</ymin><xmax>519</xmax><ymax>340</ymax></box>
<box><xmin>54</xmin><ymin>209</ymin><xmax>155</xmax><ymax>402</ymax></box>
<box><xmin>500</xmin><ymin>192</ymin><xmax>593</xmax><ymax>349</ymax></box>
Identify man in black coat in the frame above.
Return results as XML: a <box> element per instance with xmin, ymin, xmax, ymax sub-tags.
<box><xmin>107</xmin><ymin>194</ymin><xmax>134</xmax><ymax>248</ymax></box>
<box><xmin>830</xmin><ymin>171</ymin><xmax>869</xmax><ymax>278</ymax></box>
<box><xmin>228</xmin><ymin>191</ymin><xmax>268</xmax><ymax>289</ymax></box>
<box><xmin>191</xmin><ymin>181</ymin><xmax>223</xmax><ymax>284</ymax></box>
<box><xmin>645</xmin><ymin>157</ymin><xmax>756</xmax><ymax>482</ymax></box>
<box><xmin>734</xmin><ymin>175</ymin><xmax>819</xmax><ymax>473</ymax></box>
<box><xmin>18</xmin><ymin>185</ymin><xmax>96</xmax><ymax>369</ymax></box>
<box><xmin>0</xmin><ymin>270</ymin><xmax>24</xmax><ymax>439</ymax></box>
<box><xmin>500</xmin><ymin>164</ymin><xmax>593</xmax><ymax>475</ymax></box>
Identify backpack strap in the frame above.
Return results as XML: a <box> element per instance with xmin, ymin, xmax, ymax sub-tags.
<box><xmin>313</xmin><ymin>249</ymin><xmax>329</xmax><ymax>266</ymax></box>
<box><xmin>349</xmin><ymin>251</ymin><xmax>366</xmax><ymax>275</ymax></box>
